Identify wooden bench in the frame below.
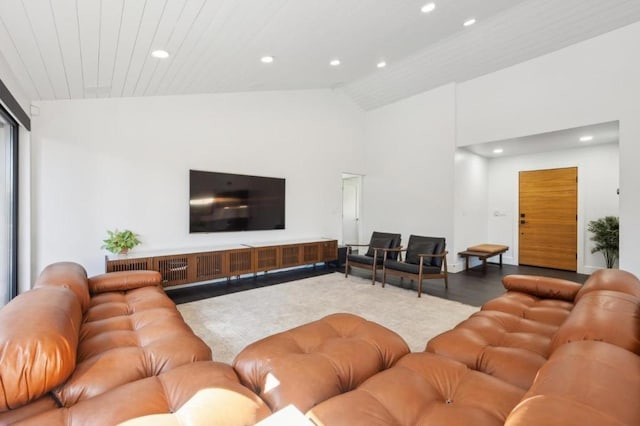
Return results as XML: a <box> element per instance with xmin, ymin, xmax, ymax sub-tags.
<box><xmin>458</xmin><ymin>244</ymin><xmax>509</xmax><ymax>273</ymax></box>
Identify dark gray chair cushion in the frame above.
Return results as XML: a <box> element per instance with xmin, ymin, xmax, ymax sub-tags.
<box><xmin>384</xmin><ymin>259</ymin><xmax>442</xmax><ymax>275</ymax></box>
<box><xmin>405</xmin><ymin>240</ymin><xmax>437</xmax><ymax>265</ymax></box>
<box><xmin>365</xmin><ymin>232</ymin><xmax>402</xmax><ymax>260</ymax></box>
<box><xmin>365</xmin><ymin>236</ymin><xmax>393</xmax><ymax>257</ymax></box>
<box><xmin>347</xmin><ymin>254</ymin><xmax>382</xmax><ymax>266</ymax></box>
<box><xmin>404</xmin><ymin>235</ymin><xmax>446</xmax><ymax>267</ymax></box>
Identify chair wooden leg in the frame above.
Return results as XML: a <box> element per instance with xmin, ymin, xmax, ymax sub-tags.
<box><xmin>444</xmin><ymin>274</ymin><xmax>449</xmax><ymax>289</ymax></box>
<box><xmin>382</xmin><ymin>266</ymin><xmax>386</xmax><ymax>288</ymax></box>
<box><xmin>418</xmin><ymin>270</ymin><xmax>423</xmax><ymax>298</ymax></box>
<box><xmin>345</xmin><ymin>258</ymin><xmax>349</xmax><ymax>278</ymax></box>
<box><xmin>371</xmin><ymin>265</ymin><xmax>377</xmax><ymax>285</ymax></box>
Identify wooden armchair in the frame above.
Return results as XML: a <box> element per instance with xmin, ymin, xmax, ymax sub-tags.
<box><xmin>345</xmin><ymin>232</ymin><xmax>402</xmax><ymax>285</ymax></box>
<box><xmin>382</xmin><ymin>235</ymin><xmax>448</xmax><ymax>297</ymax></box>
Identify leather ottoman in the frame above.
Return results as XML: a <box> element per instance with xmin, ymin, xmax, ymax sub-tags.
<box><xmin>308</xmin><ymin>352</ymin><xmax>526</xmax><ymax>425</ymax></box>
<box><xmin>232</xmin><ymin>313</ymin><xmax>410</xmax><ymax>413</ymax></box>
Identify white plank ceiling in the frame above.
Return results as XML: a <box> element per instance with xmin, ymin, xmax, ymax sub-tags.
<box><xmin>0</xmin><ymin>0</ymin><xmax>639</xmax><ymax>110</ymax></box>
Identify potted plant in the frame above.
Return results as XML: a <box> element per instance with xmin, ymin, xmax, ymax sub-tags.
<box><xmin>587</xmin><ymin>216</ymin><xmax>619</xmax><ymax>268</ymax></box>
<box><xmin>101</xmin><ymin>229</ymin><xmax>141</xmax><ymax>255</ymax></box>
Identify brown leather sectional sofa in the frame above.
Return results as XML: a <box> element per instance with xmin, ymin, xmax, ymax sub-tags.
<box><xmin>1</xmin><ymin>262</ymin><xmax>639</xmax><ymax>425</ymax></box>
<box><xmin>0</xmin><ymin>262</ymin><xmax>269</xmax><ymax>425</ymax></box>
<box><xmin>306</xmin><ymin>269</ymin><xmax>640</xmax><ymax>425</ymax></box>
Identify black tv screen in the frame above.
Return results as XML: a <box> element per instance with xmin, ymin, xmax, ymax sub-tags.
<box><xmin>189</xmin><ymin>170</ymin><xmax>285</xmax><ymax>233</ymax></box>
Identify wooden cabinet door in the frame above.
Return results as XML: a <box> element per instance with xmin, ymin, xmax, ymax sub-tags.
<box><xmin>519</xmin><ymin>167</ymin><xmax>577</xmax><ymax>271</ymax></box>
<box><xmin>227</xmin><ymin>248</ymin><xmax>253</xmax><ymax>276</ymax></box>
<box><xmin>154</xmin><ymin>254</ymin><xmax>190</xmax><ymax>286</ymax></box>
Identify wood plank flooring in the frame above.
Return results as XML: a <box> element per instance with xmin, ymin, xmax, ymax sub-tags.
<box><xmin>168</xmin><ymin>262</ymin><xmax>589</xmax><ymax>307</ymax></box>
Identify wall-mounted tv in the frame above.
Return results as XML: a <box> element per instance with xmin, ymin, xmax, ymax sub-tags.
<box><xmin>189</xmin><ymin>170</ymin><xmax>285</xmax><ymax>233</ymax></box>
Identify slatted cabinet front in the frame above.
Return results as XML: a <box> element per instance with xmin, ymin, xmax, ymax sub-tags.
<box><xmin>105</xmin><ymin>240</ymin><xmax>338</xmax><ymax>287</ymax></box>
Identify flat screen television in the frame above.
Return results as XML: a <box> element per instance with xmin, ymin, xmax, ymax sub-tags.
<box><xmin>189</xmin><ymin>170</ymin><xmax>285</xmax><ymax>233</ymax></box>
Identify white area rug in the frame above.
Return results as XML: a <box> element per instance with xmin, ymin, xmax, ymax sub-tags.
<box><xmin>178</xmin><ymin>273</ymin><xmax>479</xmax><ymax>364</ymax></box>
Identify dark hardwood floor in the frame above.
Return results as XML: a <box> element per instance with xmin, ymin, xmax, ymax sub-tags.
<box><xmin>377</xmin><ymin>263</ymin><xmax>589</xmax><ymax>307</ymax></box>
<box><xmin>168</xmin><ymin>261</ymin><xmax>589</xmax><ymax>307</ymax></box>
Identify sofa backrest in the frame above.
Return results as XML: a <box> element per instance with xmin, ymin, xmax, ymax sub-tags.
<box><xmin>0</xmin><ymin>286</ymin><xmax>82</xmax><ymax>411</ymax></box>
<box><xmin>549</xmin><ymin>269</ymin><xmax>640</xmax><ymax>355</ymax></box>
<box><xmin>34</xmin><ymin>261</ymin><xmax>90</xmax><ymax>313</ymax></box>
<box><xmin>505</xmin><ymin>340</ymin><xmax>640</xmax><ymax>426</ymax></box>
<box><xmin>574</xmin><ymin>268</ymin><xmax>640</xmax><ymax>302</ymax></box>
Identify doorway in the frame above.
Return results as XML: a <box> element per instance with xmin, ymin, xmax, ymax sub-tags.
<box><xmin>519</xmin><ymin>167</ymin><xmax>577</xmax><ymax>271</ymax></box>
<box><xmin>341</xmin><ymin>174</ymin><xmax>362</xmax><ymax>245</ymax></box>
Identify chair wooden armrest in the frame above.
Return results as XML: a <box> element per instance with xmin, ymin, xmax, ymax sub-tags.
<box><xmin>345</xmin><ymin>243</ymin><xmax>371</xmax><ymax>247</ymax></box>
<box><xmin>379</xmin><ymin>246</ymin><xmax>404</xmax><ymax>261</ymax></box>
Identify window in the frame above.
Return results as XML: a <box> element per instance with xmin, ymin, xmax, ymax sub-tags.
<box><xmin>0</xmin><ymin>105</ymin><xmax>17</xmax><ymax>306</ymax></box>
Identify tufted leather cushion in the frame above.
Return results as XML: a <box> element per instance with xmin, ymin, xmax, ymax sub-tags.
<box><xmin>505</xmin><ymin>341</ymin><xmax>640</xmax><ymax>426</ymax></box>
<box><xmin>503</xmin><ymin>275</ymin><xmax>582</xmax><ymax>302</ymax></box>
<box><xmin>18</xmin><ymin>362</ymin><xmax>270</xmax><ymax>426</ymax></box>
<box><xmin>88</xmin><ymin>270</ymin><xmax>162</xmax><ymax>294</ymax></box>
<box><xmin>425</xmin><ymin>286</ymin><xmax>574</xmax><ymax>390</ymax></box>
<box><xmin>481</xmin><ymin>292</ymin><xmax>574</xmax><ymax>326</ymax></box>
<box><xmin>426</xmin><ymin>310</ymin><xmax>559</xmax><ymax>389</ymax></box>
<box><xmin>52</xmin><ymin>285</ymin><xmax>212</xmax><ymax>407</ymax></box>
<box><xmin>308</xmin><ymin>352</ymin><xmax>525</xmax><ymax>426</ymax></box>
<box><xmin>33</xmin><ymin>261</ymin><xmax>90</xmax><ymax>313</ymax></box>
<box><xmin>0</xmin><ymin>287</ymin><xmax>82</xmax><ymax>411</ymax></box>
<box><xmin>233</xmin><ymin>313</ymin><xmax>410</xmax><ymax>413</ymax></box>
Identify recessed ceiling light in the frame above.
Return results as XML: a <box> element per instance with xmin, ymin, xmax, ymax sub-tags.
<box><xmin>463</xmin><ymin>18</ymin><xmax>476</xmax><ymax>27</ymax></box>
<box><xmin>261</xmin><ymin>56</ymin><xmax>274</xmax><ymax>64</ymax></box>
<box><xmin>377</xmin><ymin>61</ymin><xmax>387</xmax><ymax>68</ymax></box>
<box><xmin>330</xmin><ymin>59</ymin><xmax>341</xmax><ymax>67</ymax></box>
<box><xmin>493</xmin><ymin>148</ymin><xmax>504</xmax><ymax>154</ymax></box>
<box><xmin>151</xmin><ymin>50</ymin><xmax>169</xmax><ymax>59</ymax></box>
<box><xmin>421</xmin><ymin>3</ymin><xmax>436</xmax><ymax>13</ymax></box>
<box><xmin>579</xmin><ymin>135</ymin><xmax>594</xmax><ymax>142</ymax></box>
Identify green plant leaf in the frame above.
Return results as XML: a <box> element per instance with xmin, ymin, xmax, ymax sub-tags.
<box><xmin>101</xmin><ymin>229</ymin><xmax>142</xmax><ymax>254</ymax></box>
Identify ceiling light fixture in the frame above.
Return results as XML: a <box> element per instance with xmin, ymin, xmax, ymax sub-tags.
<box><xmin>493</xmin><ymin>148</ymin><xmax>504</xmax><ymax>154</ymax></box>
<box><xmin>377</xmin><ymin>60</ymin><xmax>387</xmax><ymax>68</ymax></box>
<box><xmin>579</xmin><ymin>135</ymin><xmax>594</xmax><ymax>142</ymax></box>
<box><xmin>463</xmin><ymin>18</ymin><xmax>476</xmax><ymax>27</ymax></box>
<box><xmin>261</xmin><ymin>56</ymin><xmax>274</xmax><ymax>64</ymax></box>
<box><xmin>151</xmin><ymin>50</ymin><xmax>169</xmax><ymax>59</ymax></box>
<box><xmin>330</xmin><ymin>59</ymin><xmax>341</xmax><ymax>66</ymax></box>
<box><xmin>421</xmin><ymin>3</ymin><xmax>436</xmax><ymax>13</ymax></box>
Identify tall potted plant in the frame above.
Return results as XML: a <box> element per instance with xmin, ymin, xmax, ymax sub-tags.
<box><xmin>587</xmin><ymin>216</ymin><xmax>619</xmax><ymax>268</ymax></box>
<box><xmin>101</xmin><ymin>229</ymin><xmax>141</xmax><ymax>255</ymax></box>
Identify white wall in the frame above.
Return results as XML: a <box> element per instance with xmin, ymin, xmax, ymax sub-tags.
<box><xmin>31</xmin><ymin>90</ymin><xmax>365</xmax><ymax>277</ymax></box>
<box><xmin>363</xmin><ymin>84</ymin><xmax>456</xmax><ymax>261</ymax></box>
<box><xmin>457</xmin><ymin>22</ymin><xmax>640</xmax><ymax>275</ymax></box>
<box><xmin>453</xmin><ymin>149</ymin><xmax>489</xmax><ymax>271</ymax></box>
<box><xmin>486</xmin><ymin>143</ymin><xmax>619</xmax><ymax>273</ymax></box>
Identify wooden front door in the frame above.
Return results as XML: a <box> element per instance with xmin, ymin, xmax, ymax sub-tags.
<box><xmin>519</xmin><ymin>167</ymin><xmax>577</xmax><ymax>271</ymax></box>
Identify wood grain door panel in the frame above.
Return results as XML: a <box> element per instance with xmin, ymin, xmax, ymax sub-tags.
<box><xmin>519</xmin><ymin>167</ymin><xmax>577</xmax><ymax>271</ymax></box>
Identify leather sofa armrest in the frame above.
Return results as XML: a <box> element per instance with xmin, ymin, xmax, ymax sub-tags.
<box><xmin>502</xmin><ymin>275</ymin><xmax>581</xmax><ymax>302</ymax></box>
<box><xmin>89</xmin><ymin>270</ymin><xmax>162</xmax><ymax>294</ymax></box>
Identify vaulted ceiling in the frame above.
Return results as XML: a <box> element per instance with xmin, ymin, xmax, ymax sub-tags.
<box><xmin>1</xmin><ymin>0</ymin><xmax>639</xmax><ymax>111</ymax></box>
